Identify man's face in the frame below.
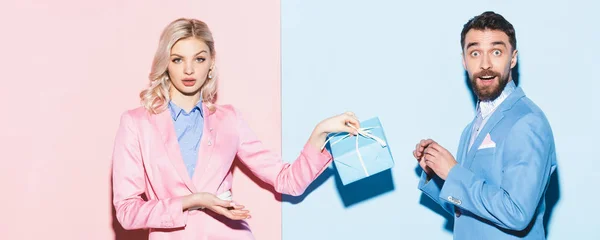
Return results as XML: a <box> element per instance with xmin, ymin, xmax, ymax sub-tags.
<box><xmin>462</xmin><ymin>29</ymin><xmax>517</xmax><ymax>101</ymax></box>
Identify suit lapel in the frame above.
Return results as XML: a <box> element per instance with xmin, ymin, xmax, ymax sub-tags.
<box><xmin>153</xmin><ymin>110</ymin><xmax>196</xmax><ymax>193</ymax></box>
<box><xmin>463</xmin><ymin>87</ymin><xmax>526</xmax><ymax>168</ymax></box>
<box><xmin>459</xmin><ymin>120</ymin><xmax>475</xmax><ymax>166</ymax></box>
<box><xmin>463</xmin><ymin>111</ymin><xmax>505</xmax><ymax>168</ymax></box>
<box><xmin>191</xmin><ymin>103</ymin><xmax>219</xmax><ymax>190</ymax></box>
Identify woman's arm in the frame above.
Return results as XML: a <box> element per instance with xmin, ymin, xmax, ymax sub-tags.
<box><xmin>233</xmin><ymin>107</ymin><xmax>358</xmax><ymax>196</ymax></box>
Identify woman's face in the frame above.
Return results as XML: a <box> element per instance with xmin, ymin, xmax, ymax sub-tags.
<box><xmin>167</xmin><ymin>37</ymin><xmax>214</xmax><ymax>97</ymax></box>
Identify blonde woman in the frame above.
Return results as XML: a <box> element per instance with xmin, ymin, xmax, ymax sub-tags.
<box><xmin>111</xmin><ymin>18</ymin><xmax>359</xmax><ymax>239</ymax></box>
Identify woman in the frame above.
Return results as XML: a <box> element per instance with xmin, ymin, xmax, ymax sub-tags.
<box><xmin>111</xmin><ymin>18</ymin><xmax>359</xmax><ymax>239</ymax></box>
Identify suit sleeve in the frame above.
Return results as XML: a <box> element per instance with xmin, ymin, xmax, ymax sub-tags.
<box><xmin>233</xmin><ymin>107</ymin><xmax>333</xmax><ymax>196</ymax></box>
<box><xmin>112</xmin><ymin>112</ymin><xmax>189</xmax><ymax>230</ymax></box>
<box><xmin>438</xmin><ymin>113</ymin><xmax>555</xmax><ymax>231</ymax></box>
<box><xmin>418</xmin><ymin>124</ymin><xmax>471</xmax><ymax>216</ymax></box>
<box><xmin>418</xmin><ymin>173</ymin><xmax>454</xmax><ymax>215</ymax></box>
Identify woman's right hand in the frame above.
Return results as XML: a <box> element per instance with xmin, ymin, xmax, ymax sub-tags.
<box><xmin>308</xmin><ymin>111</ymin><xmax>360</xmax><ymax>151</ymax></box>
<box><xmin>182</xmin><ymin>192</ymin><xmax>251</xmax><ymax>220</ymax></box>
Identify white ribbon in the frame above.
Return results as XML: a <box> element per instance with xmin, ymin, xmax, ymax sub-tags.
<box><xmin>321</xmin><ymin>123</ymin><xmax>387</xmax><ymax>176</ymax></box>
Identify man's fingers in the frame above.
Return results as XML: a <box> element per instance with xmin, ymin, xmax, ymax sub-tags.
<box><xmin>414</xmin><ymin>150</ymin><xmax>422</xmax><ymax>160</ymax></box>
<box><xmin>419</xmin><ymin>159</ymin><xmax>428</xmax><ymax>169</ymax></box>
<box><xmin>415</xmin><ymin>143</ymin><xmax>424</xmax><ymax>157</ymax></box>
<box><xmin>428</xmin><ymin>142</ymin><xmax>446</xmax><ymax>153</ymax></box>
<box><xmin>424</xmin><ymin>146</ymin><xmax>439</xmax><ymax>156</ymax></box>
<box><xmin>423</xmin><ymin>148</ymin><xmax>440</xmax><ymax>163</ymax></box>
<box><xmin>425</xmin><ymin>158</ymin><xmax>436</xmax><ymax>168</ymax></box>
<box><xmin>419</xmin><ymin>139</ymin><xmax>427</xmax><ymax>147</ymax></box>
<box><xmin>420</xmin><ymin>139</ymin><xmax>435</xmax><ymax>148</ymax></box>
<box><xmin>423</xmin><ymin>154</ymin><xmax>437</xmax><ymax>163</ymax></box>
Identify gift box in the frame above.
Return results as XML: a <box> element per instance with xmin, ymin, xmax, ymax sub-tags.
<box><xmin>325</xmin><ymin>117</ymin><xmax>394</xmax><ymax>185</ymax></box>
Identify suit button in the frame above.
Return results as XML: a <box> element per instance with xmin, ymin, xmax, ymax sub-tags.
<box><xmin>455</xmin><ymin>208</ymin><xmax>462</xmax><ymax>218</ymax></box>
<box><xmin>447</xmin><ymin>196</ymin><xmax>462</xmax><ymax>205</ymax></box>
<box><xmin>208</xmin><ymin>140</ymin><xmax>212</xmax><ymax>146</ymax></box>
<box><xmin>209</xmin><ymin>127</ymin><xmax>213</xmax><ymax>132</ymax></box>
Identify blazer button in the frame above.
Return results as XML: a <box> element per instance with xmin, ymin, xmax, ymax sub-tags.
<box><xmin>208</xmin><ymin>140</ymin><xmax>212</xmax><ymax>146</ymax></box>
<box><xmin>455</xmin><ymin>208</ymin><xmax>462</xmax><ymax>218</ymax></box>
<box><xmin>209</xmin><ymin>127</ymin><xmax>213</xmax><ymax>132</ymax></box>
<box><xmin>448</xmin><ymin>196</ymin><xmax>462</xmax><ymax>205</ymax></box>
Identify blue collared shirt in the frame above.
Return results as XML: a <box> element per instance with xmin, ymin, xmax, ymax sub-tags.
<box><xmin>168</xmin><ymin>101</ymin><xmax>204</xmax><ymax>178</ymax></box>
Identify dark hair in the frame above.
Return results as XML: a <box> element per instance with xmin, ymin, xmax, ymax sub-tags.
<box><xmin>461</xmin><ymin>11</ymin><xmax>516</xmax><ymax>51</ymax></box>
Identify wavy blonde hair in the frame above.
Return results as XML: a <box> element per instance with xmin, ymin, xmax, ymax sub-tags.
<box><xmin>140</xmin><ymin>18</ymin><xmax>218</xmax><ymax>114</ymax></box>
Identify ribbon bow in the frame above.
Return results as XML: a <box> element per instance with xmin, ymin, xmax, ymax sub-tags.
<box><xmin>321</xmin><ymin>123</ymin><xmax>387</xmax><ymax>176</ymax></box>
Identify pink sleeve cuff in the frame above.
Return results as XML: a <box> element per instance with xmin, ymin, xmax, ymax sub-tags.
<box><xmin>163</xmin><ymin>197</ymin><xmax>189</xmax><ymax>228</ymax></box>
<box><xmin>301</xmin><ymin>141</ymin><xmax>333</xmax><ymax>172</ymax></box>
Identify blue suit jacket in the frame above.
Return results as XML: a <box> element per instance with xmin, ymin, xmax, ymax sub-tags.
<box><xmin>419</xmin><ymin>87</ymin><xmax>557</xmax><ymax>239</ymax></box>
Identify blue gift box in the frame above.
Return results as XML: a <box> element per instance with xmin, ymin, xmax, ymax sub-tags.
<box><xmin>326</xmin><ymin>117</ymin><xmax>394</xmax><ymax>185</ymax></box>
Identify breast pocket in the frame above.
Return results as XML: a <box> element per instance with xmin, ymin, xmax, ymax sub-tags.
<box><xmin>474</xmin><ymin>147</ymin><xmax>495</xmax><ymax>157</ymax></box>
<box><xmin>470</xmin><ymin>148</ymin><xmax>499</xmax><ymax>182</ymax></box>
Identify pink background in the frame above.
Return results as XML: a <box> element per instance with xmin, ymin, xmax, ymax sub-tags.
<box><xmin>0</xmin><ymin>0</ymin><xmax>281</xmax><ymax>239</ymax></box>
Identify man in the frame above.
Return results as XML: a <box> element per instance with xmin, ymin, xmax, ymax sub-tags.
<box><xmin>414</xmin><ymin>11</ymin><xmax>557</xmax><ymax>239</ymax></box>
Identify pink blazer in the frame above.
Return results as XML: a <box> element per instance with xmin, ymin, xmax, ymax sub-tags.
<box><xmin>111</xmin><ymin>103</ymin><xmax>332</xmax><ymax>239</ymax></box>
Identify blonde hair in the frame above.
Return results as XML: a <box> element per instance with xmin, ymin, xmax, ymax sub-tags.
<box><xmin>140</xmin><ymin>18</ymin><xmax>218</xmax><ymax>114</ymax></box>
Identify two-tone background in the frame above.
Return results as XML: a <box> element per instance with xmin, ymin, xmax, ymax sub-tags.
<box><xmin>1</xmin><ymin>0</ymin><xmax>597</xmax><ymax>239</ymax></box>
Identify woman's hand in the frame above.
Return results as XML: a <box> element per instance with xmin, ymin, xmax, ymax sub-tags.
<box><xmin>182</xmin><ymin>192</ymin><xmax>250</xmax><ymax>220</ymax></box>
<box><xmin>309</xmin><ymin>111</ymin><xmax>360</xmax><ymax>150</ymax></box>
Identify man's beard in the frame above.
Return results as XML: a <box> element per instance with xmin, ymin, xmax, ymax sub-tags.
<box><xmin>470</xmin><ymin>69</ymin><xmax>509</xmax><ymax>101</ymax></box>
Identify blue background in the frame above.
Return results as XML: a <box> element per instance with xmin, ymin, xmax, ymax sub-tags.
<box><xmin>281</xmin><ymin>0</ymin><xmax>599</xmax><ymax>239</ymax></box>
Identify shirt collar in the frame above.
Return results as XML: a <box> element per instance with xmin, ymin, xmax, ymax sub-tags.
<box><xmin>168</xmin><ymin>100</ymin><xmax>204</xmax><ymax>120</ymax></box>
<box><xmin>477</xmin><ymin>80</ymin><xmax>516</xmax><ymax>118</ymax></box>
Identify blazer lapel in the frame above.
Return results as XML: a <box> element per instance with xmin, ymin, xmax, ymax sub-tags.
<box><xmin>464</xmin><ymin>111</ymin><xmax>505</xmax><ymax>168</ymax></box>
<box><xmin>191</xmin><ymin>103</ymin><xmax>219</xmax><ymax>190</ymax></box>
<box><xmin>464</xmin><ymin>87</ymin><xmax>526</xmax><ymax>168</ymax></box>
<box><xmin>459</xmin><ymin>120</ymin><xmax>475</xmax><ymax>166</ymax></box>
<box><xmin>153</xmin><ymin>110</ymin><xmax>196</xmax><ymax>193</ymax></box>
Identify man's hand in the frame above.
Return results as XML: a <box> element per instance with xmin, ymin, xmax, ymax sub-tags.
<box><xmin>413</xmin><ymin>139</ymin><xmax>436</xmax><ymax>176</ymax></box>
<box><xmin>422</xmin><ymin>141</ymin><xmax>458</xmax><ymax>180</ymax></box>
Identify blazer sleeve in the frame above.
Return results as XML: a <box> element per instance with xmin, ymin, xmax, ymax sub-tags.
<box><xmin>418</xmin><ymin>173</ymin><xmax>454</xmax><ymax>215</ymax></box>
<box><xmin>438</xmin><ymin>113</ymin><xmax>556</xmax><ymax>231</ymax></box>
<box><xmin>233</xmin><ymin>107</ymin><xmax>333</xmax><ymax>196</ymax></box>
<box><xmin>112</xmin><ymin>111</ymin><xmax>189</xmax><ymax>230</ymax></box>
<box><xmin>418</xmin><ymin>124</ymin><xmax>471</xmax><ymax>216</ymax></box>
